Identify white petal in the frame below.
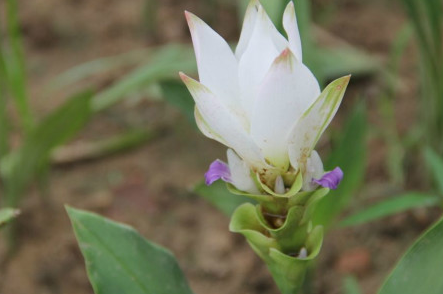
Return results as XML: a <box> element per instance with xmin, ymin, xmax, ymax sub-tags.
<box><xmin>238</xmin><ymin>5</ymin><xmax>288</xmax><ymax>118</ymax></box>
<box><xmin>274</xmin><ymin>175</ymin><xmax>285</xmax><ymax>194</ymax></box>
<box><xmin>288</xmin><ymin>75</ymin><xmax>351</xmax><ymax>170</ymax></box>
<box><xmin>194</xmin><ymin>107</ymin><xmax>228</xmax><ymax>146</ymax></box>
<box><xmin>235</xmin><ymin>0</ymin><xmax>259</xmax><ymax>60</ymax></box>
<box><xmin>180</xmin><ymin>73</ymin><xmax>265</xmax><ymax>169</ymax></box>
<box><xmin>302</xmin><ymin>150</ymin><xmax>324</xmax><ymax>191</ymax></box>
<box><xmin>250</xmin><ymin>49</ymin><xmax>320</xmax><ymax>169</ymax></box>
<box><xmin>283</xmin><ymin>2</ymin><xmax>303</xmax><ymax>62</ymax></box>
<box><xmin>227</xmin><ymin>149</ymin><xmax>260</xmax><ymax>194</ymax></box>
<box><xmin>185</xmin><ymin>12</ymin><xmax>243</xmax><ymax>118</ymax></box>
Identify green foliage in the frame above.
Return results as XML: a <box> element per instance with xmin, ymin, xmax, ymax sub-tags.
<box><xmin>377</xmin><ymin>24</ymin><xmax>411</xmax><ymax>186</ymax></box>
<box><xmin>378</xmin><ymin>217</ymin><xmax>443</xmax><ymax>294</ymax></box>
<box><xmin>3</xmin><ymin>0</ymin><xmax>33</xmax><ymax>132</ymax></box>
<box><xmin>340</xmin><ymin>193</ymin><xmax>440</xmax><ymax>227</ymax></box>
<box><xmin>400</xmin><ymin>0</ymin><xmax>443</xmax><ymax>152</ymax></box>
<box><xmin>67</xmin><ymin>206</ymin><xmax>194</xmax><ymax>294</ymax></box>
<box><xmin>159</xmin><ymin>80</ymin><xmax>196</xmax><ymax>127</ymax></box>
<box><xmin>313</xmin><ymin>102</ymin><xmax>368</xmax><ymax>227</ymax></box>
<box><xmin>424</xmin><ymin>147</ymin><xmax>443</xmax><ymax>194</ymax></box>
<box><xmin>194</xmin><ymin>180</ymin><xmax>255</xmax><ymax>216</ymax></box>
<box><xmin>0</xmin><ymin>208</ymin><xmax>20</xmax><ymax>228</ymax></box>
<box><xmin>306</xmin><ymin>47</ymin><xmax>379</xmax><ymax>86</ymax></box>
<box><xmin>0</xmin><ymin>47</ymin><xmax>9</xmax><ymax>160</ymax></box>
<box><xmin>1</xmin><ymin>91</ymin><xmax>93</xmax><ymax>207</ymax></box>
<box><xmin>48</xmin><ymin>49</ymin><xmax>149</xmax><ymax>92</ymax></box>
<box><xmin>344</xmin><ymin>276</ymin><xmax>362</xmax><ymax>294</ymax></box>
<box><xmin>92</xmin><ymin>44</ymin><xmax>196</xmax><ymax>112</ymax></box>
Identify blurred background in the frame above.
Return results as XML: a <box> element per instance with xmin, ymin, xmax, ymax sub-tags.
<box><xmin>0</xmin><ymin>0</ymin><xmax>442</xmax><ymax>293</ymax></box>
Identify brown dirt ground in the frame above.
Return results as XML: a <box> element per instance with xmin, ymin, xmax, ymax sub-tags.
<box><xmin>0</xmin><ymin>0</ymin><xmax>439</xmax><ymax>294</ymax></box>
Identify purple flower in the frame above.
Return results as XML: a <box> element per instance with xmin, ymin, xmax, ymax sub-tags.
<box><xmin>205</xmin><ymin>159</ymin><xmax>232</xmax><ymax>185</ymax></box>
<box><xmin>313</xmin><ymin>167</ymin><xmax>343</xmax><ymax>190</ymax></box>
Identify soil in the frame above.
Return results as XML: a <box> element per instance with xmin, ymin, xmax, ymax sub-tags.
<box><xmin>0</xmin><ymin>0</ymin><xmax>438</xmax><ymax>294</ymax></box>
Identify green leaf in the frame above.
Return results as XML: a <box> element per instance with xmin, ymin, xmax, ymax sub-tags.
<box><xmin>378</xmin><ymin>217</ymin><xmax>443</xmax><ymax>294</ymax></box>
<box><xmin>307</xmin><ymin>46</ymin><xmax>379</xmax><ymax>85</ymax></box>
<box><xmin>424</xmin><ymin>147</ymin><xmax>443</xmax><ymax>194</ymax></box>
<box><xmin>159</xmin><ymin>80</ymin><xmax>196</xmax><ymax>127</ymax></box>
<box><xmin>0</xmin><ymin>208</ymin><xmax>20</xmax><ymax>228</ymax></box>
<box><xmin>2</xmin><ymin>91</ymin><xmax>93</xmax><ymax>206</ymax></box>
<box><xmin>194</xmin><ymin>180</ymin><xmax>255</xmax><ymax>216</ymax></box>
<box><xmin>344</xmin><ymin>276</ymin><xmax>362</xmax><ymax>294</ymax></box>
<box><xmin>340</xmin><ymin>193</ymin><xmax>441</xmax><ymax>227</ymax></box>
<box><xmin>92</xmin><ymin>44</ymin><xmax>196</xmax><ymax>112</ymax></box>
<box><xmin>66</xmin><ymin>206</ymin><xmax>194</xmax><ymax>294</ymax></box>
<box><xmin>4</xmin><ymin>0</ymin><xmax>33</xmax><ymax>132</ymax></box>
<box><xmin>313</xmin><ymin>102</ymin><xmax>368</xmax><ymax>228</ymax></box>
<box><xmin>48</xmin><ymin>49</ymin><xmax>149</xmax><ymax>92</ymax></box>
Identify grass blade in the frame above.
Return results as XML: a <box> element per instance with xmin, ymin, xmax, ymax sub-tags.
<box><xmin>340</xmin><ymin>193</ymin><xmax>440</xmax><ymax>227</ymax></box>
<box><xmin>92</xmin><ymin>44</ymin><xmax>196</xmax><ymax>112</ymax></box>
<box><xmin>424</xmin><ymin>147</ymin><xmax>443</xmax><ymax>194</ymax></box>
<box><xmin>4</xmin><ymin>0</ymin><xmax>33</xmax><ymax>131</ymax></box>
<box><xmin>2</xmin><ymin>91</ymin><xmax>93</xmax><ymax>206</ymax></box>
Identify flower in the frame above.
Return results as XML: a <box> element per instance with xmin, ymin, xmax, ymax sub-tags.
<box><xmin>180</xmin><ymin>0</ymin><xmax>349</xmax><ymax>194</ymax></box>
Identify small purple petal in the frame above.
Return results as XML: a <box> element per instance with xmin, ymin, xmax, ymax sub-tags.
<box><xmin>204</xmin><ymin>159</ymin><xmax>232</xmax><ymax>185</ymax></box>
<box><xmin>313</xmin><ymin>167</ymin><xmax>344</xmax><ymax>190</ymax></box>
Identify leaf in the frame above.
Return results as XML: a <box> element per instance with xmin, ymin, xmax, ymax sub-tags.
<box><xmin>307</xmin><ymin>46</ymin><xmax>379</xmax><ymax>85</ymax></box>
<box><xmin>424</xmin><ymin>147</ymin><xmax>443</xmax><ymax>194</ymax></box>
<box><xmin>48</xmin><ymin>49</ymin><xmax>149</xmax><ymax>92</ymax></box>
<box><xmin>4</xmin><ymin>0</ymin><xmax>33</xmax><ymax>132</ymax></box>
<box><xmin>313</xmin><ymin>102</ymin><xmax>367</xmax><ymax>228</ymax></box>
<box><xmin>344</xmin><ymin>276</ymin><xmax>362</xmax><ymax>294</ymax></box>
<box><xmin>92</xmin><ymin>44</ymin><xmax>196</xmax><ymax>112</ymax></box>
<box><xmin>340</xmin><ymin>193</ymin><xmax>441</xmax><ymax>227</ymax></box>
<box><xmin>2</xmin><ymin>91</ymin><xmax>93</xmax><ymax>206</ymax></box>
<box><xmin>52</xmin><ymin>128</ymin><xmax>155</xmax><ymax>165</ymax></box>
<box><xmin>66</xmin><ymin>206</ymin><xmax>194</xmax><ymax>294</ymax></box>
<box><xmin>194</xmin><ymin>180</ymin><xmax>255</xmax><ymax>216</ymax></box>
<box><xmin>0</xmin><ymin>208</ymin><xmax>20</xmax><ymax>228</ymax></box>
<box><xmin>159</xmin><ymin>80</ymin><xmax>196</xmax><ymax>127</ymax></box>
<box><xmin>378</xmin><ymin>217</ymin><xmax>443</xmax><ymax>294</ymax></box>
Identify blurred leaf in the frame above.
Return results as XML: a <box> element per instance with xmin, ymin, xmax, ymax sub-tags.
<box><xmin>313</xmin><ymin>102</ymin><xmax>367</xmax><ymax>228</ymax></box>
<box><xmin>401</xmin><ymin>0</ymin><xmax>443</xmax><ymax>152</ymax></box>
<box><xmin>159</xmin><ymin>80</ymin><xmax>196</xmax><ymax>127</ymax></box>
<box><xmin>340</xmin><ymin>193</ymin><xmax>440</xmax><ymax>227</ymax></box>
<box><xmin>0</xmin><ymin>46</ymin><xmax>10</xmax><ymax>159</ymax></box>
<box><xmin>194</xmin><ymin>180</ymin><xmax>255</xmax><ymax>216</ymax></box>
<box><xmin>66</xmin><ymin>206</ymin><xmax>194</xmax><ymax>294</ymax></box>
<box><xmin>309</xmin><ymin>41</ymin><xmax>380</xmax><ymax>88</ymax></box>
<box><xmin>5</xmin><ymin>0</ymin><xmax>33</xmax><ymax>132</ymax></box>
<box><xmin>48</xmin><ymin>49</ymin><xmax>149</xmax><ymax>92</ymax></box>
<box><xmin>424</xmin><ymin>147</ymin><xmax>443</xmax><ymax>194</ymax></box>
<box><xmin>307</xmin><ymin>46</ymin><xmax>379</xmax><ymax>86</ymax></box>
<box><xmin>92</xmin><ymin>44</ymin><xmax>196</xmax><ymax>112</ymax></box>
<box><xmin>2</xmin><ymin>91</ymin><xmax>93</xmax><ymax>206</ymax></box>
<box><xmin>344</xmin><ymin>276</ymin><xmax>362</xmax><ymax>294</ymax></box>
<box><xmin>378</xmin><ymin>217</ymin><xmax>443</xmax><ymax>294</ymax></box>
<box><xmin>0</xmin><ymin>208</ymin><xmax>20</xmax><ymax>228</ymax></box>
<box><xmin>52</xmin><ymin>128</ymin><xmax>155</xmax><ymax>165</ymax></box>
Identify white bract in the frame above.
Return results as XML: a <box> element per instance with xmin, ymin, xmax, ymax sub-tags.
<box><xmin>181</xmin><ymin>0</ymin><xmax>349</xmax><ymax>194</ymax></box>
